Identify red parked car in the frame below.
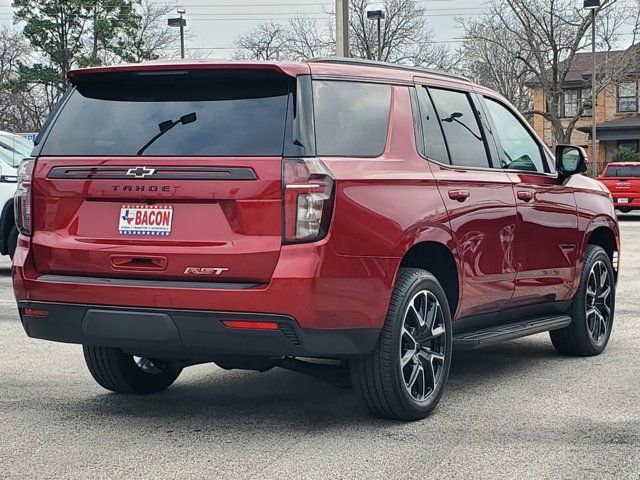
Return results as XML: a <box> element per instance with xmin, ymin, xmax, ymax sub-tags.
<box><xmin>13</xmin><ymin>59</ymin><xmax>619</xmax><ymax>420</ymax></box>
<box><xmin>598</xmin><ymin>161</ymin><xmax>640</xmax><ymax>212</ymax></box>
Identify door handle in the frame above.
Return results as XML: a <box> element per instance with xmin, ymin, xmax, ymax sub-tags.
<box><xmin>448</xmin><ymin>190</ymin><xmax>470</xmax><ymax>202</ymax></box>
<box><xmin>517</xmin><ymin>191</ymin><xmax>534</xmax><ymax>202</ymax></box>
<box><xmin>111</xmin><ymin>255</ymin><xmax>167</xmax><ymax>271</ymax></box>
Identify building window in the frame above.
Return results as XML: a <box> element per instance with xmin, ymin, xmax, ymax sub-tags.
<box><xmin>617</xmin><ymin>139</ymin><xmax>639</xmax><ymax>152</ymax></box>
<box><xmin>617</xmin><ymin>82</ymin><xmax>638</xmax><ymax>112</ymax></box>
<box><xmin>562</xmin><ymin>89</ymin><xmax>580</xmax><ymax>117</ymax></box>
<box><xmin>561</xmin><ymin>89</ymin><xmax>591</xmax><ymax>117</ymax></box>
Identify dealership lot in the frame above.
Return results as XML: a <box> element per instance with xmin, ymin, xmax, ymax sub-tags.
<box><xmin>0</xmin><ymin>221</ymin><xmax>638</xmax><ymax>479</ymax></box>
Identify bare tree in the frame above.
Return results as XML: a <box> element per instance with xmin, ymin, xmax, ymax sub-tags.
<box><xmin>348</xmin><ymin>0</ymin><xmax>455</xmax><ymax>70</ymax></box>
<box><xmin>460</xmin><ymin>20</ymin><xmax>533</xmax><ymax>113</ymax></box>
<box><xmin>234</xmin><ymin>0</ymin><xmax>456</xmax><ymax>70</ymax></box>
<box><xmin>285</xmin><ymin>15</ymin><xmax>334</xmax><ymax>60</ymax></box>
<box><xmin>118</xmin><ymin>0</ymin><xmax>181</xmax><ymax>63</ymax></box>
<box><xmin>463</xmin><ymin>0</ymin><xmax>633</xmax><ymax>145</ymax></box>
<box><xmin>0</xmin><ymin>27</ymin><xmax>51</xmax><ymax>132</ymax></box>
<box><xmin>234</xmin><ymin>22</ymin><xmax>288</xmax><ymax>61</ymax></box>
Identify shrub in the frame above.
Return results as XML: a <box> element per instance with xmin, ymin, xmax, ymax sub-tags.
<box><xmin>611</xmin><ymin>146</ymin><xmax>640</xmax><ymax>163</ymax></box>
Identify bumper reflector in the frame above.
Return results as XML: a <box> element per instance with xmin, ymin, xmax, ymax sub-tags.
<box><xmin>222</xmin><ymin>320</ymin><xmax>279</xmax><ymax>331</ymax></box>
<box><xmin>23</xmin><ymin>308</ymin><xmax>49</xmax><ymax>317</ymax></box>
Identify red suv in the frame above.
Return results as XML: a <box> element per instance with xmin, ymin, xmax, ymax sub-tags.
<box><xmin>597</xmin><ymin>161</ymin><xmax>640</xmax><ymax>212</ymax></box>
<box><xmin>13</xmin><ymin>59</ymin><xmax>619</xmax><ymax>420</ymax></box>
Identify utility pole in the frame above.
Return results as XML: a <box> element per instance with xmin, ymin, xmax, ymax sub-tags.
<box><xmin>336</xmin><ymin>0</ymin><xmax>349</xmax><ymax>57</ymax></box>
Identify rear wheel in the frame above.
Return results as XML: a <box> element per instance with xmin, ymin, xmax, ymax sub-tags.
<box><xmin>350</xmin><ymin>268</ymin><xmax>453</xmax><ymax>421</ymax></box>
<box><xmin>550</xmin><ymin>245</ymin><xmax>615</xmax><ymax>356</ymax></box>
<box><xmin>83</xmin><ymin>345</ymin><xmax>182</xmax><ymax>394</ymax></box>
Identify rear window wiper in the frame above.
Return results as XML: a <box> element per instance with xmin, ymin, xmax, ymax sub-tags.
<box><xmin>137</xmin><ymin>112</ymin><xmax>197</xmax><ymax>156</ymax></box>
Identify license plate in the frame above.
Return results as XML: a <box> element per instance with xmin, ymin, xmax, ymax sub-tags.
<box><xmin>617</xmin><ymin>198</ymin><xmax>630</xmax><ymax>204</ymax></box>
<box><xmin>119</xmin><ymin>205</ymin><xmax>173</xmax><ymax>236</ymax></box>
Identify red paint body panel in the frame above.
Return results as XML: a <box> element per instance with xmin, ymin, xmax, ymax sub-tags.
<box><xmin>507</xmin><ymin>172</ymin><xmax>579</xmax><ymax>306</ymax></box>
<box><xmin>429</xmin><ymin>164</ymin><xmax>517</xmax><ymax>317</ymax></box>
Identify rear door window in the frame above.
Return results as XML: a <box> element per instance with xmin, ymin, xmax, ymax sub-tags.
<box><xmin>313</xmin><ymin>80</ymin><xmax>391</xmax><ymax>157</ymax></box>
<box><xmin>40</xmin><ymin>70</ymin><xmax>290</xmax><ymax>157</ymax></box>
<box><xmin>604</xmin><ymin>165</ymin><xmax>640</xmax><ymax>177</ymax></box>
<box><xmin>429</xmin><ymin>88</ymin><xmax>490</xmax><ymax>168</ymax></box>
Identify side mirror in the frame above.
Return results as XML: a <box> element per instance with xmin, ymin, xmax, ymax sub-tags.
<box><xmin>556</xmin><ymin>145</ymin><xmax>588</xmax><ymax>178</ymax></box>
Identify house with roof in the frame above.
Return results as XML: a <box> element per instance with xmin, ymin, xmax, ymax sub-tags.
<box><xmin>531</xmin><ymin>46</ymin><xmax>640</xmax><ymax>174</ymax></box>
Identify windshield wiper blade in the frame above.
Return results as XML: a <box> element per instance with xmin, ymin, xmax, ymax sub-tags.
<box><xmin>136</xmin><ymin>112</ymin><xmax>197</xmax><ymax>156</ymax></box>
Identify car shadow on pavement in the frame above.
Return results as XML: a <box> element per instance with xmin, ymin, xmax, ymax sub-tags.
<box><xmin>52</xmin><ymin>337</ymin><xmax>564</xmax><ymax>428</ymax></box>
<box><xmin>617</xmin><ymin>213</ymin><xmax>640</xmax><ymax>221</ymax></box>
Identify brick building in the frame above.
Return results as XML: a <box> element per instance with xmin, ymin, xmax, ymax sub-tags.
<box><xmin>531</xmin><ymin>46</ymin><xmax>640</xmax><ymax>175</ymax></box>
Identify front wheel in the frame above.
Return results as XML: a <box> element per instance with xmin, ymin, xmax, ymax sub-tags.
<box><xmin>550</xmin><ymin>245</ymin><xmax>616</xmax><ymax>356</ymax></box>
<box><xmin>83</xmin><ymin>345</ymin><xmax>182</xmax><ymax>394</ymax></box>
<box><xmin>350</xmin><ymin>268</ymin><xmax>453</xmax><ymax>421</ymax></box>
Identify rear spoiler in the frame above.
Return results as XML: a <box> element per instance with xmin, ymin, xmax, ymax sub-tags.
<box><xmin>67</xmin><ymin>61</ymin><xmax>310</xmax><ymax>84</ymax></box>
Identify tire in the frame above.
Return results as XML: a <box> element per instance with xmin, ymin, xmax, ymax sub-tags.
<box><xmin>350</xmin><ymin>268</ymin><xmax>453</xmax><ymax>421</ymax></box>
<box><xmin>616</xmin><ymin>207</ymin><xmax>631</xmax><ymax>214</ymax></box>
<box><xmin>83</xmin><ymin>345</ymin><xmax>182</xmax><ymax>394</ymax></box>
<box><xmin>7</xmin><ymin>225</ymin><xmax>18</xmax><ymax>260</ymax></box>
<box><xmin>550</xmin><ymin>245</ymin><xmax>615</xmax><ymax>356</ymax></box>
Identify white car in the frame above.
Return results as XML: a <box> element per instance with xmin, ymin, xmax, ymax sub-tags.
<box><xmin>0</xmin><ymin>131</ymin><xmax>34</xmax><ymax>258</ymax></box>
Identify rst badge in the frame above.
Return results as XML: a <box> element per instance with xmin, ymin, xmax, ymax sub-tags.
<box><xmin>184</xmin><ymin>267</ymin><xmax>229</xmax><ymax>276</ymax></box>
<box><xmin>119</xmin><ymin>205</ymin><xmax>173</xmax><ymax>236</ymax></box>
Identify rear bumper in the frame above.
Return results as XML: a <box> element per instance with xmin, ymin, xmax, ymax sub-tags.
<box><xmin>18</xmin><ymin>301</ymin><xmax>381</xmax><ymax>358</ymax></box>
<box><xmin>13</xmin><ymin>236</ymin><xmax>398</xmax><ymax>330</ymax></box>
<box><xmin>611</xmin><ymin>196</ymin><xmax>640</xmax><ymax>208</ymax></box>
<box><xmin>13</xmin><ymin>235</ymin><xmax>396</xmax><ymax>357</ymax></box>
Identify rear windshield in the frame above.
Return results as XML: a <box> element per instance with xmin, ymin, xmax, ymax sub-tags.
<box><xmin>40</xmin><ymin>70</ymin><xmax>290</xmax><ymax>157</ymax></box>
<box><xmin>603</xmin><ymin>165</ymin><xmax>640</xmax><ymax>177</ymax></box>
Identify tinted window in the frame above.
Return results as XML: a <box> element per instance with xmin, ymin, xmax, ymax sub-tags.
<box><xmin>417</xmin><ymin>87</ymin><xmax>449</xmax><ymax>164</ymax></box>
<box><xmin>313</xmin><ymin>81</ymin><xmax>390</xmax><ymax>157</ymax></box>
<box><xmin>429</xmin><ymin>88</ymin><xmax>489</xmax><ymax>168</ymax></box>
<box><xmin>485</xmin><ymin>98</ymin><xmax>546</xmax><ymax>173</ymax></box>
<box><xmin>41</xmin><ymin>71</ymin><xmax>290</xmax><ymax>156</ymax></box>
<box><xmin>604</xmin><ymin>165</ymin><xmax>640</xmax><ymax>177</ymax></box>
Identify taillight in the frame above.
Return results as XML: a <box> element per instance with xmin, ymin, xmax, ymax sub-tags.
<box><xmin>283</xmin><ymin>158</ymin><xmax>334</xmax><ymax>243</ymax></box>
<box><xmin>15</xmin><ymin>158</ymin><xmax>34</xmax><ymax>237</ymax></box>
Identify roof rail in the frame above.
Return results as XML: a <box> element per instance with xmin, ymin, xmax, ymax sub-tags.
<box><xmin>307</xmin><ymin>57</ymin><xmax>470</xmax><ymax>82</ymax></box>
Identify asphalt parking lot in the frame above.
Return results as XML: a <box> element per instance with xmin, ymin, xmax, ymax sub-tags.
<box><xmin>1</xmin><ymin>220</ymin><xmax>639</xmax><ymax>480</ymax></box>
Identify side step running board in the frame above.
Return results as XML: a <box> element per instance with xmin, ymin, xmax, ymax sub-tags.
<box><xmin>453</xmin><ymin>315</ymin><xmax>572</xmax><ymax>350</ymax></box>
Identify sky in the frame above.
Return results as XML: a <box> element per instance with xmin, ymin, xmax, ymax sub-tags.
<box><xmin>0</xmin><ymin>0</ymin><xmax>480</xmax><ymax>59</ymax></box>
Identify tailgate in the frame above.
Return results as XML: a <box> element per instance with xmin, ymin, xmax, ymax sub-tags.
<box><xmin>31</xmin><ymin>157</ymin><xmax>283</xmax><ymax>283</ymax></box>
<box><xmin>599</xmin><ymin>176</ymin><xmax>640</xmax><ymax>205</ymax></box>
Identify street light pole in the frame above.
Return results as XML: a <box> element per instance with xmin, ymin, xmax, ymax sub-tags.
<box><xmin>366</xmin><ymin>4</ymin><xmax>385</xmax><ymax>62</ymax></box>
<box><xmin>179</xmin><ymin>9</ymin><xmax>185</xmax><ymax>59</ymax></box>
<box><xmin>168</xmin><ymin>8</ymin><xmax>187</xmax><ymax>59</ymax></box>
<box><xmin>377</xmin><ymin>17</ymin><xmax>381</xmax><ymax>61</ymax></box>
<box><xmin>591</xmin><ymin>9</ymin><xmax>597</xmax><ymax>176</ymax></box>
<box><xmin>585</xmin><ymin>0</ymin><xmax>600</xmax><ymax>176</ymax></box>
